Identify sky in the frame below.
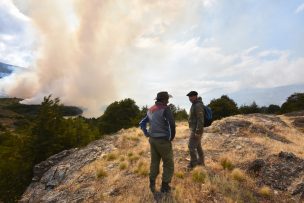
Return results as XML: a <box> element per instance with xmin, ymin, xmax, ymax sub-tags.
<box><xmin>0</xmin><ymin>0</ymin><xmax>303</xmax><ymax>117</ymax></box>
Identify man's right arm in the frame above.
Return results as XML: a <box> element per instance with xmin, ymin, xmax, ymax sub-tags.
<box><xmin>139</xmin><ymin>115</ymin><xmax>149</xmax><ymax>137</ymax></box>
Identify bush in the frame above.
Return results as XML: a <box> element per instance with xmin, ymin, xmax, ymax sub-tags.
<box><xmin>98</xmin><ymin>98</ymin><xmax>140</xmax><ymax>134</ymax></box>
<box><xmin>169</xmin><ymin>104</ymin><xmax>188</xmax><ymax>121</ymax></box>
<box><xmin>266</xmin><ymin>104</ymin><xmax>281</xmax><ymax>114</ymax></box>
<box><xmin>239</xmin><ymin>102</ymin><xmax>260</xmax><ymax>114</ymax></box>
<box><xmin>208</xmin><ymin>95</ymin><xmax>239</xmax><ymax>120</ymax></box>
<box><xmin>281</xmin><ymin>93</ymin><xmax>304</xmax><ymax>113</ymax></box>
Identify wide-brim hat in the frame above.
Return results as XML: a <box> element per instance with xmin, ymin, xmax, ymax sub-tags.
<box><xmin>186</xmin><ymin>91</ymin><xmax>198</xmax><ymax>97</ymax></box>
<box><xmin>155</xmin><ymin>91</ymin><xmax>172</xmax><ymax>100</ymax></box>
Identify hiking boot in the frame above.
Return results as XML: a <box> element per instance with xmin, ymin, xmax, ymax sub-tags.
<box><xmin>187</xmin><ymin>162</ymin><xmax>197</xmax><ymax>170</ymax></box>
<box><xmin>160</xmin><ymin>182</ymin><xmax>171</xmax><ymax>193</ymax></box>
<box><xmin>149</xmin><ymin>179</ymin><xmax>156</xmax><ymax>193</ymax></box>
<box><xmin>197</xmin><ymin>160</ymin><xmax>205</xmax><ymax>166</ymax></box>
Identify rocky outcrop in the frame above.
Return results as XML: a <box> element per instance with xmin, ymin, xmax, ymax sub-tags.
<box><xmin>20</xmin><ymin>136</ymin><xmax>117</xmax><ymax>203</ymax></box>
<box><xmin>210</xmin><ymin>114</ymin><xmax>292</xmax><ymax>143</ymax></box>
<box><xmin>32</xmin><ymin>149</ymin><xmax>77</xmax><ymax>182</ymax></box>
<box><xmin>248</xmin><ymin>152</ymin><xmax>304</xmax><ymax>197</ymax></box>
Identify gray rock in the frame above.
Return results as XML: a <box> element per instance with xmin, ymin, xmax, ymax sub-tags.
<box><xmin>20</xmin><ymin>137</ymin><xmax>116</xmax><ymax>203</ymax></box>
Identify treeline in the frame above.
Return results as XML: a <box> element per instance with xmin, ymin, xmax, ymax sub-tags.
<box><xmin>208</xmin><ymin>92</ymin><xmax>304</xmax><ymax>120</ymax></box>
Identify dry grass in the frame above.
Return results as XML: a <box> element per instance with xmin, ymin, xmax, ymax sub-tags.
<box><xmin>96</xmin><ymin>168</ymin><xmax>107</xmax><ymax>179</ymax></box>
<box><xmin>119</xmin><ymin>156</ymin><xmax>125</xmax><ymax>162</ymax></box>
<box><xmin>134</xmin><ymin>160</ymin><xmax>149</xmax><ymax>176</ymax></box>
<box><xmin>175</xmin><ymin>171</ymin><xmax>185</xmax><ymax>179</ymax></box>
<box><xmin>220</xmin><ymin>157</ymin><xmax>234</xmax><ymax>171</ymax></box>
<box><xmin>128</xmin><ymin>155</ymin><xmax>140</xmax><ymax>163</ymax></box>
<box><xmin>119</xmin><ymin>162</ymin><xmax>128</xmax><ymax>170</ymax></box>
<box><xmin>259</xmin><ymin>186</ymin><xmax>272</xmax><ymax>197</ymax></box>
<box><xmin>105</xmin><ymin>152</ymin><xmax>118</xmax><ymax>161</ymax></box>
<box><xmin>127</xmin><ymin>152</ymin><xmax>133</xmax><ymax>157</ymax></box>
<box><xmin>231</xmin><ymin>168</ymin><xmax>247</xmax><ymax>182</ymax></box>
<box><xmin>43</xmin><ymin>117</ymin><xmax>304</xmax><ymax>202</ymax></box>
<box><xmin>192</xmin><ymin>166</ymin><xmax>207</xmax><ymax>183</ymax></box>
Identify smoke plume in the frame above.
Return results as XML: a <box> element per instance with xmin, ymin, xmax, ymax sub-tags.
<box><xmin>1</xmin><ymin>0</ymin><xmax>200</xmax><ymax>117</ymax></box>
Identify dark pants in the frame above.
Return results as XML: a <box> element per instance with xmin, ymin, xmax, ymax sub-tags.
<box><xmin>149</xmin><ymin>137</ymin><xmax>174</xmax><ymax>183</ymax></box>
<box><xmin>188</xmin><ymin>131</ymin><xmax>204</xmax><ymax>165</ymax></box>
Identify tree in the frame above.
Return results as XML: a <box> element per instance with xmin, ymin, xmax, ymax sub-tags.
<box><xmin>169</xmin><ymin>104</ymin><xmax>188</xmax><ymax>121</ymax></box>
<box><xmin>0</xmin><ymin>131</ymin><xmax>33</xmax><ymax>202</ymax></box>
<box><xmin>98</xmin><ymin>98</ymin><xmax>140</xmax><ymax>134</ymax></box>
<box><xmin>281</xmin><ymin>93</ymin><xmax>304</xmax><ymax>113</ymax></box>
<box><xmin>266</xmin><ymin>104</ymin><xmax>281</xmax><ymax>114</ymax></box>
<box><xmin>208</xmin><ymin>95</ymin><xmax>239</xmax><ymax>120</ymax></box>
<box><xmin>239</xmin><ymin>101</ymin><xmax>260</xmax><ymax>114</ymax></box>
<box><xmin>31</xmin><ymin>95</ymin><xmax>65</xmax><ymax>163</ymax></box>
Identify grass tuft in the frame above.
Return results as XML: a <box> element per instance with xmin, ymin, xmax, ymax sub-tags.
<box><xmin>175</xmin><ymin>171</ymin><xmax>185</xmax><ymax>179</ymax></box>
<box><xmin>119</xmin><ymin>162</ymin><xmax>128</xmax><ymax>170</ymax></box>
<box><xmin>106</xmin><ymin>153</ymin><xmax>118</xmax><ymax>161</ymax></box>
<box><xmin>259</xmin><ymin>186</ymin><xmax>272</xmax><ymax>197</ymax></box>
<box><xmin>96</xmin><ymin>168</ymin><xmax>107</xmax><ymax>179</ymax></box>
<box><xmin>127</xmin><ymin>152</ymin><xmax>134</xmax><ymax>157</ymax></box>
<box><xmin>128</xmin><ymin>155</ymin><xmax>140</xmax><ymax>163</ymax></box>
<box><xmin>135</xmin><ymin>161</ymin><xmax>149</xmax><ymax>176</ymax></box>
<box><xmin>231</xmin><ymin>168</ymin><xmax>247</xmax><ymax>182</ymax></box>
<box><xmin>192</xmin><ymin>167</ymin><xmax>207</xmax><ymax>183</ymax></box>
<box><xmin>220</xmin><ymin>157</ymin><xmax>234</xmax><ymax>170</ymax></box>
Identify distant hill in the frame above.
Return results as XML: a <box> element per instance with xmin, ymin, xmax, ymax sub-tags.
<box><xmin>229</xmin><ymin>84</ymin><xmax>304</xmax><ymax>106</ymax></box>
<box><xmin>0</xmin><ymin>97</ymin><xmax>83</xmax><ymax>129</ymax></box>
<box><xmin>0</xmin><ymin>61</ymin><xmax>19</xmax><ymax>78</ymax></box>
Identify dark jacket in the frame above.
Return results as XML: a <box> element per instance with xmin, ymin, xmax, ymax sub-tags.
<box><xmin>139</xmin><ymin>102</ymin><xmax>176</xmax><ymax>141</ymax></box>
<box><xmin>188</xmin><ymin>97</ymin><xmax>204</xmax><ymax>134</ymax></box>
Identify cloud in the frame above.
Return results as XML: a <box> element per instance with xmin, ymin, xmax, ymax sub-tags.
<box><xmin>127</xmin><ymin>37</ymin><xmax>304</xmax><ymax>108</ymax></box>
<box><xmin>0</xmin><ymin>1</ymin><xmax>35</xmax><ymax>67</ymax></box>
<box><xmin>295</xmin><ymin>3</ymin><xmax>304</xmax><ymax>13</ymax></box>
<box><xmin>201</xmin><ymin>0</ymin><xmax>216</xmax><ymax>8</ymax></box>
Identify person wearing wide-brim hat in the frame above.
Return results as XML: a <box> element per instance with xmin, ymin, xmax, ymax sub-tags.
<box><xmin>186</xmin><ymin>91</ymin><xmax>205</xmax><ymax>169</ymax></box>
<box><xmin>139</xmin><ymin>91</ymin><xmax>176</xmax><ymax>193</ymax></box>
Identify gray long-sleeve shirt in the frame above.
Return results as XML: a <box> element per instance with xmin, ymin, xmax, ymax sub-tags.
<box><xmin>139</xmin><ymin>102</ymin><xmax>176</xmax><ymax>141</ymax></box>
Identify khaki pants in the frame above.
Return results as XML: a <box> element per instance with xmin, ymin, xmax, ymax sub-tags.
<box><xmin>188</xmin><ymin>131</ymin><xmax>204</xmax><ymax>165</ymax></box>
<box><xmin>149</xmin><ymin>137</ymin><xmax>174</xmax><ymax>183</ymax></box>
